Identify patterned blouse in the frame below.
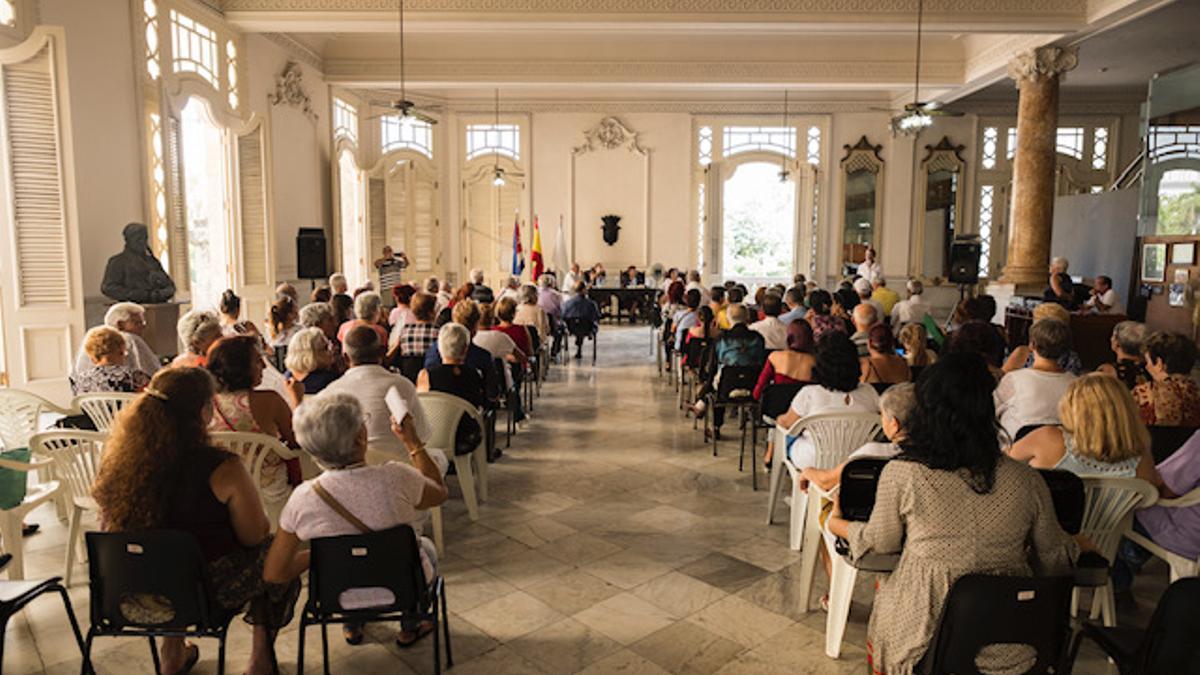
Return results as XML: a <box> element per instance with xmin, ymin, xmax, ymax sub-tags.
<box><xmin>1133</xmin><ymin>375</ymin><xmax>1200</xmax><ymax>427</ymax></box>
<box><xmin>69</xmin><ymin>364</ymin><xmax>149</xmax><ymax>395</ymax></box>
<box><xmin>397</xmin><ymin>321</ymin><xmax>439</xmax><ymax>357</ymax></box>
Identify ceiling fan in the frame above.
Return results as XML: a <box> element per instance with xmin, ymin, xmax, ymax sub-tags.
<box><xmin>878</xmin><ymin>0</ymin><xmax>963</xmax><ymax>135</ymax></box>
<box><xmin>368</xmin><ymin>0</ymin><xmax>438</xmax><ymax>125</ymax></box>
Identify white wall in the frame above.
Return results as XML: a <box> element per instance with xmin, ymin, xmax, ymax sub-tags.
<box><xmin>40</xmin><ymin>0</ymin><xmax>144</xmax><ymax>301</ymax></box>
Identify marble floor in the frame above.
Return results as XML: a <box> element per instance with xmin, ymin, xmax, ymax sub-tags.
<box><xmin>6</xmin><ymin>325</ymin><xmax>1166</xmax><ymax>673</ymax></box>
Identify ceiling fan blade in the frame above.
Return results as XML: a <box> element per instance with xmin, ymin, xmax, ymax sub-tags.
<box><xmin>413</xmin><ymin>111</ymin><xmax>439</xmax><ymax>125</ymax></box>
<box><xmin>927</xmin><ymin>109</ymin><xmax>964</xmax><ymax>117</ymax></box>
<box><xmin>368</xmin><ymin>100</ymin><xmax>397</xmax><ymax>108</ymax></box>
<box><xmin>869</xmin><ymin>106</ymin><xmax>899</xmax><ymax>113</ymax></box>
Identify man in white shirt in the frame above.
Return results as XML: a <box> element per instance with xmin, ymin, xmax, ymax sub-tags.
<box><xmin>994</xmin><ymin>319</ymin><xmax>1077</xmax><ymax>440</ymax></box>
<box><xmin>319</xmin><ymin>325</ymin><xmax>445</xmax><ymax>473</ymax></box>
<box><xmin>853</xmin><ymin>278</ymin><xmax>884</xmax><ymax>323</ymax></box>
<box><xmin>856</xmin><ymin>247</ymin><xmax>882</xmax><ymax>285</ymax></box>
<box><xmin>890</xmin><ymin>278</ymin><xmax>929</xmax><ymax>328</ymax></box>
<box><xmin>684</xmin><ymin>270</ymin><xmax>710</xmax><ymax>306</ymax></box>
<box><xmin>72</xmin><ymin>302</ymin><xmax>160</xmax><ymax>380</ymax></box>
<box><xmin>750</xmin><ymin>293</ymin><xmax>789</xmax><ymax>350</ymax></box>
<box><xmin>1085</xmin><ymin>275</ymin><xmax>1124</xmax><ymax>315</ymax></box>
<box><xmin>562</xmin><ymin>262</ymin><xmax>582</xmax><ymax>291</ymax></box>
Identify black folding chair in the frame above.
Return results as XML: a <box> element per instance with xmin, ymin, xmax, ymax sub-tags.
<box><xmin>1067</xmin><ymin>577</ymin><xmax>1200</xmax><ymax>675</ymax></box>
<box><xmin>494</xmin><ymin>358</ymin><xmax>516</xmax><ymax>450</ymax></box>
<box><xmin>703</xmin><ymin>365</ymin><xmax>760</xmax><ymax>457</ymax></box>
<box><xmin>272</xmin><ymin>345</ymin><xmax>288</xmax><ymax>372</ymax></box>
<box><xmin>1148</xmin><ymin>425</ymin><xmax>1199</xmax><ymax>463</ymax></box>
<box><xmin>917</xmin><ymin>574</ymin><xmax>1074</xmax><ymax>675</ymax></box>
<box><xmin>394</xmin><ymin>355</ymin><xmax>425</xmax><ymax>382</ymax></box>
<box><xmin>745</xmin><ymin>381</ymin><xmax>808</xmax><ymax>491</ymax></box>
<box><xmin>82</xmin><ymin>530</ymin><xmax>237</xmax><ymax>675</ymax></box>
<box><xmin>679</xmin><ymin>338</ymin><xmax>712</xmax><ymax>412</ymax></box>
<box><xmin>298</xmin><ymin>526</ymin><xmax>452</xmax><ymax>675</ymax></box>
<box><xmin>564</xmin><ymin>317</ymin><xmax>598</xmax><ymax>364</ymax></box>
<box><xmin>0</xmin><ymin>575</ymin><xmax>84</xmax><ymax>673</ymax></box>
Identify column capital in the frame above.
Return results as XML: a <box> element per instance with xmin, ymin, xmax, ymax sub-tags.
<box><xmin>1007</xmin><ymin>45</ymin><xmax>1078</xmax><ymax>84</ymax></box>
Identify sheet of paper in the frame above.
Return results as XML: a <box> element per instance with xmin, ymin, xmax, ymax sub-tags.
<box><xmin>385</xmin><ymin>386</ymin><xmax>410</xmax><ymax>424</ymax></box>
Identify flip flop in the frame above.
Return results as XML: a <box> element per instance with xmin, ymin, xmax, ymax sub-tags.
<box><xmin>395</xmin><ymin>621</ymin><xmax>434</xmax><ymax>648</ymax></box>
<box><xmin>166</xmin><ymin>643</ymin><xmax>200</xmax><ymax>675</ymax></box>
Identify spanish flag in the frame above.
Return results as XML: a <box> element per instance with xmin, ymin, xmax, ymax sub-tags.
<box><xmin>530</xmin><ymin>215</ymin><xmax>544</xmax><ymax>281</ymax></box>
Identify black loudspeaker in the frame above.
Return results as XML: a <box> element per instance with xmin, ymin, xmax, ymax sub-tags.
<box><xmin>296</xmin><ymin>228</ymin><xmax>328</xmax><ymax>280</ymax></box>
<box><xmin>948</xmin><ymin>240</ymin><xmax>982</xmax><ymax>284</ymax></box>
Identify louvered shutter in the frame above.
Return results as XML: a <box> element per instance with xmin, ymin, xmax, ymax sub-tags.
<box><xmin>233</xmin><ymin>122</ymin><xmax>273</xmax><ymax>321</ymax></box>
<box><xmin>463</xmin><ymin>177</ymin><xmax>494</xmax><ymax>274</ymax></box>
<box><xmin>412</xmin><ymin>175</ymin><xmax>436</xmax><ymax>272</ymax></box>
<box><xmin>385</xmin><ymin>167</ymin><xmax>407</xmax><ymax>259</ymax></box>
<box><xmin>497</xmin><ymin>181</ymin><xmax>522</xmax><ymax>277</ymax></box>
<box><xmin>0</xmin><ymin>29</ymin><xmax>84</xmax><ymax>403</ymax></box>
<box><xmin>164</xmin><ymin>114</ymin><xmax>189</xmax><ymax>288</ymax></box>
<box><xmin>368</xmin><ymin>176</ymin><xmax>386</xmax><ymax>263</ymax></box>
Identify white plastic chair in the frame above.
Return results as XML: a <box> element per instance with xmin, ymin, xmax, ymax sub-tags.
<box><xmin>0</xmin><ymin>389</ymin><xmax>73</xmax><ymax>519</ymax></box>
<box><xmin>418</xmin><ymin>392</ymin><xmax>488</xmax><ymax>521</ymax></box>
<box><xmin>72</xmin><ymin>392</ymin><xmax>139</xmax><ymax>432</ymax></box>
<box><xmin>766</xmin><ymin>412</ymin><xmax>882</xmax><ymax>549</ymax></box>
<box><xmin>1075</xmin><ymin>476</ymin><xmax>1158</xmax><ymax>627</ymax></box>
<box><xmin>1126</xmin><ymin>486</ymin><xmax>1200</xmax><ymax>582</ymax></box>
<box><xmin>29</xmin><ymin>430</ymin><xmax>105</xmax><ymax>586</ymax></box>
<box><xmin>0</xmin><ymin>454</ymin><xmax>60</xmax><ymax>580</ymax></box>
<box><xmin>210</xmin><ymin>431</ymin><xmax>299</xmax><ymax>531</ymax></box>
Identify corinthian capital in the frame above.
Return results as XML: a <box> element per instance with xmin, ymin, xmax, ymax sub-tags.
<box><xmin>1007</xmin><ymin>46</ymin><xmax>1078</xmax><ymax>84</ymax></box>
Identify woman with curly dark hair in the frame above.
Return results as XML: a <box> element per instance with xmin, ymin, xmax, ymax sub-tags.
<box><xmin>92</xmin><ymin>367</ymin><xmax>299</xmax><ymax>675</ymax></box>
<box><xmin>776</xmin><ymin>332</ymin><xmax>880</xmax><ymax>468</ymax></box>
<box><xmin>825</xmin><ymin>352</ymin><xmax>1077</xmax><ymax>674</ymax></box>
<box><xmin>805</xmin><ymin>288</ymin><xmax>851</xmax><ymax>340</ymax></box>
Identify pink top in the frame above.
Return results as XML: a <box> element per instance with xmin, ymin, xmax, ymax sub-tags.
<box><xmin>337</xmin><ymin>319</ymin><xmax>389</xmax><ymax>347</ymax></box>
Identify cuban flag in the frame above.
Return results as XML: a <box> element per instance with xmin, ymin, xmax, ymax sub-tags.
<box><xmin>511</xmin><ymin>212</ymin><xmax>525</xmax><ymax>277</ymax></box>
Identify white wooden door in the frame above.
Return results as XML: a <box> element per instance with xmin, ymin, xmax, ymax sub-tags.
<box><xmin>0</xmin><ymin>28</ymin><xmax>84</xmax><ymax>405</ymax></box>
<box><xmin>232</xmin><ymin>118</ymin><xmax>274</xmax><ymax>323</ymax></box>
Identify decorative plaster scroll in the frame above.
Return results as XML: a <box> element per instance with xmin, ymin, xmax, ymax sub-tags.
<box><xmin>1006</xmin><ymin>45</ymin><xmax>1078</xmax><ymax>84</ymax></box>
<box><xmin>573</xmin><ymin>116</ymin><xmax>646</xmax><ymax>155</ymax></box>
<box><xmin>221</xmin><ymin>0</ymin><xmax>1085</xmax><ymax>14</ymax></box>
<box><xmin>267</xmin><ymin>60</ymin><xmax>318</xmax><ymax>121</ymax></box>
<box><xmin>840</xmin><ymin>136</ymin><xmax>883</xmax><ymax>174</ymax></box>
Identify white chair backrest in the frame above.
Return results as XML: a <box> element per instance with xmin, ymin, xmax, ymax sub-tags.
<box><xmin>0</xmin><ymin>389</ymin><xmax>65</xmax><ymax>450</ymax></box>
<box><xmin>788</xmin><ymin>412</ymin><xmax>883</xmax><ymax>470</ymax></box>
<box><xmin>417</xmin><ymin>391</ymin><xmax>484</xmax><ymax>454</ymax></box>
<box><xmin>30</xmin><ymin>430</ymin><xmax>106</xmax><ymax>502</ymax></box>
<box><xmin>74</xmin><ymin>393</ymin><xmax>139</xmax><ymax>432</ymax></box>
<box><xmin>210</xmin><ymin>431</ymin><xmax>298</xmax><ymax>504</ymax></box>
<box><xmin>1080</xmin><ymin>476</ymin><xmax>1158</xmax><ymax>559</ymax></box>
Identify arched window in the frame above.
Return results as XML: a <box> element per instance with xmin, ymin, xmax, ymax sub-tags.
<box><xmin>381</xmin><ymin>116</ymin><xmax>432</xmax><ymax>157</ymax></box>
<box><xmin>466</xmin><ymin>124</ymin><xmax>519</xmax><ymax>161</ymax></box>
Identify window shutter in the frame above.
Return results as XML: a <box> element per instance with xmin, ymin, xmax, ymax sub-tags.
<box><xmin>463</xmin><ymin>178</ymin><xmax>494</xmax><ymax>273</ymax></box>
<box><xmin>412</xmin><ymin>174</ymin><xmax>436</xmax><ymax>272</ymax></box>
<box><xmin>497</xmin><ymin>181</ymin><xmax>521</xmax><ymax>275</ymax></box>
<box><xmin>235</xmin><ymin>124</ymin><xmax>269</xmax><ymax>287</ymax></box>
<box><xmin>3</xmin><ymin>43</ymin><xmax>69</xmax><ymax>306</ymax></box>
<box><xmin>368</xmin><ymin>176</ymin><xmax>386</xmax><ymax>263</ymax></box>
<box><xmin>385</xmin><ymin>168</ymin><xmax>406</xmax><ymax>259</ymax></box>
<box><xmin>164</xmin><ymin>114</ymin><xmax>189</xmax><ymax>287</ymax></box>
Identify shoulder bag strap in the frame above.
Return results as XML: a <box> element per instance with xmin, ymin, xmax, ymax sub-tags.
<box><xmin>312</xmin><ymin>481</ymin><xmax>373</xmax><ymax>534</ymax></box>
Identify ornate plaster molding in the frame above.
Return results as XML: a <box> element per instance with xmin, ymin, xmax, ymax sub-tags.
<box><xmin>221</xmin><ymin>0</ymin><xmax>1083</xmax><ymax>14</ymax></box>
<box><xmin>1006</xmin><ymin>45</ymin><xmax>1078</xmax><ymax>84</ymax></box>
<box><xmin>261</xmin><ymin>32</ymin><xmax>325</xmax><ymax>72</ymax></box>
<box><xmin>268</xmin><ymin>60</ymin><xmax>318</xmax><ymax>121</ymax></box>
<box><xmin>921</xmin><ymin>136</ymin><xmax>965</xmax><ymax>173</ymax></box>
<box><xmin>574</xmin><ymin>117</ymin><xmax>647</xmax><ymax>155</ymax></box>
<box><xmin>841</xmin><ymin>135</ymin><xmax>884</xmax><ymax>173</ymax></box>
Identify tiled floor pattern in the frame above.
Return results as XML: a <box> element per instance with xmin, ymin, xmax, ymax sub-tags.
<box><xmin>6</xmin><ymin>326</ymin><xmax>1165</xmax><ymax>673</ymax></box>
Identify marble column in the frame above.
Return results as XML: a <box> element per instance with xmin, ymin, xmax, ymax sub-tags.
<box><xmin>998</xmin><ymin>46</ymin><xmax>1077</xmax><ymax>289</ymax></box>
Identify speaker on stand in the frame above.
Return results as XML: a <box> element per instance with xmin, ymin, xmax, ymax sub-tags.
<box><xmin>296</xmin><ymin>228</ymin><xmax>328</xmax><ymax>295</ymax></box>
<box><xmin>948</xmin><ymin>237</ymin><xmax>982</xmax><ymax>307</ymax></box>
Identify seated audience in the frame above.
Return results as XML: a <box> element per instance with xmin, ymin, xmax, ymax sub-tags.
<box><xmin>388</xmin><ymin>283</ymin><xmax>416</xmax><ymax>328</ymax></box>
<box><xmin>1009</xmin><ymin>374</ymin><xmax>1146</xmax><ymax>476</ymax></box>
<box><xmin>494</xmin><ymin>297</ymin><xmax>532</xmax><ymax>358</ymax></box>
<box><xmin>422</xmin><ymin>300</ymin><xmax>502</xmax><ymax>406</ymax></box>
<box><xmin>854</xmin><ymin>278</ymin><xmax>884</xmax><ymax>321</ymax></box>
<box><xmin>474</xmin><ymin>303</ymin><xmax>525</xmax><ymax>366</ymax></box>
<box><xmin>799</xmin><ymin>382</ymin><xmax>914</xmax><ymax>492</ymax></box>
<box><xmin>337</xmin><ymin>291</ymin><xmax>389</xmax><ymax>346</ymax></box>
<box><xmin>779</xmin><ymin>286</ymin><xmax>806</xmax><ymax>325</ymax></box>
<box><xmin>709</xmin><ymin>286</ymin><xmax>730</xmax><ymax>330</ymax></box>
<box><xmin>300</xmin><ymin>302</ymin><xmax>337</xmax><ymax>341</ymax></box>
<box><xmin>561</xmin><ymin>281</ymin><xmax>602</xmax><ymax>360</ymax></box>
<box><xmin>749</xmin><ymin>293</ymin><xmax>788</xmax><ymax>350</ymax></box>
<box><xmin>850</xmin><ymin>303</ymin><xmax>879</xmax><ymax>358</ymax></box>
<box><xmin>310</xmin><ymin>286</ymin><xmax>331</xmax><ymax>304</ymax></box>
<box><xmin>73</xmin><ymin>302</ymin><xmax>161</xmax><ymax>380</ymax></box>
<box><xmin>1133</xmin><ymin>331</ymin><xmax>1200</xmax><ymax>427</ymax></box>
<box><xmin>283</xmin><ymin>328</ymin><xmax>340</xmax><ymax>406</ymax></box>
<box><xmin>514</xmin><ymin>284</ymin><xmax>550</xmax><ymax>348</ymax></box>
<box><xmin>218</xmin><ymin>289</ymin><xmax>244</xmax><ymax>336</ymax></box>
<box><xmin>267</xmin><ymin>296</ymin><xmax>300</xmax><ymax>348</ymax></box>
<box><xmin>660</xmin><ymin>280</ymin><xmax>686</xmax><ymax>326</ymax></box>
<box><xmin>890</xmin><ymin>279</ymin><xmax>928</xmax><ymax>328</ymax></box>
<box><xmin>861</xmin><ymin>324</ymin><xmax>911</xmax><ymax>385</ymax></box>
<box><xmin>92</xmin><ymin>368</ymin><xmax>300</xmax><ymax>675</ymax></box>
<box><xmin>1096</xmin><ymin>320</ymin><xmax>1149</xmax><ymax>390</ymax></box>
<box><xmin>264</xmin><ymin>393</ymin><xmax>447</xmax><ymax>647</ymax></box>
<box><xmin>275</xmin><ymin>282</ymin><xmax>300</xmax><ymax>305</ymax></box>
<box><xmin>898</xmin><ymin>323</ymin><xmax>936</xmax><ymax>368</ymax></box>
<box><xmin>391</xmin><ymin>291</ymin><xmax>439</xmax><ymax>357</ymax></box>
<box><xmin>806</xmin><ymin>289</ymin><xmax>850</xmax><ymax>340</ymax></box>
<box><xmin>870</xmin><ymin>278</ymin><xmax>900</xmax><ymax>318</ymax></box>
<box><xmin>435</xmin><ymin>283</ymin><xmax>474</xmax><ymax>327</ymax></box>
<box><xmin>689</xmin><ymin>303</ymin><xmax>766</xmax><ymax>438</ymax></box>
<box><xmin>671</xmin><ymin>288</ymin><xmax>703</xmax><ymax>350</ymax></box>
<box><xmin>537</xmin><ymin>274</ymin><xmax>563</xmax><ymax>320</ymax></box>
<box><xmin>172</xmin><ymin>310</ymin><xmax>222</xmax><ymax>368</ymax></box>
<box><xmin>946</xmin><ymin>320</ymin><xmax>1005</xmax><ymax>377</ymax></box>
<box><xmin>825</xmin><ymin>353</ymin><xmax>1077</xmax><ymax>675</ymax></box>
<box><xmin>70</xmin><ymin>326</ymin><xmax>150</xmax><ymax>395</ymax></box>
<box><xmin>1002</xmin><ymin>302</ymin><xmax>1083</xmax><ymax>375</ymax></box>
<box><xmin>686</xmin><ymin>306</ymin><xmax>719</xmax><ymax>344</ymax></box>
<box><xmin>469</xmin><ymin>269</ymin><xmax>494</xmax><ymax>304</ymax></box>
<box><xmin>322</xmin><ymin>326</ymin><xmax>441</xmax><ymax>470</ymax></box>
<box><xmin>754</xmin><ymin>319</ymin><xmax>817</xmax><ymax>400</ymax></box>
<box><xmin>329</xmin><ymin>273</ymin><xmax>348</xmax><ymax>296</ymax></box>
<box><xmin>832</xmin><ymin>287</ymin><xmax>860</xmax><ymax>321</ymax></box>
<box><xmin>1085</xmin><ymin>275</ymin><xmax>1124</xmax><ymax>315</ymax></box>
<box><xmin>417</xmin><ymin>324</ymin><xmax>485</xmax><ymax>454</ymax></box>
<box><xmin>331</xmin><ymin>293</ymin><xmax>354</xmax><ymax>326</ymax></box>
<box><xmin>994</xmin><ymin>319</ymin><xmax>1077</xmax><ymax>441</ymax></box>
<box><xmin>207</xmin><ymin>336</ymin><xmax>299</xmax><ymax>499</ymax></box>
<box><xmin>776</xmin><ymin>333</ymin><xmax>880</xmax><ymax>468</ymax></box>
<box><xmin>1120</xmin><ymin>429</ymin><xmax>1200</xmax><ymax>594</ymax></box>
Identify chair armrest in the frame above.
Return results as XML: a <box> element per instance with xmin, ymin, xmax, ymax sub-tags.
<box><xmin>271</xmin><ymin>444</ymin><xmax>300</xmax><ymax>461</ymax></box>
<box><xmin>1158</xmin><ymin>486</ymin><xmax>1200</xmax><ymax>509</ymax></box>
<box><xmin>0</xmin><ymin>457</ymin><xmax>54</xmax><ymax>472</ymax></box>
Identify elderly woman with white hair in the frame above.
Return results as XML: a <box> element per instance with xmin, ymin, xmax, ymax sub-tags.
<box><xmin>264</xmin><ymin>393</ymin><xmax>447</xmax><ymax>647</ymax></box>
<box><xmin>417</xmin><ymin>323</ymin><xmax>485</xmax><ymax>455</ymax></box>
<box><xmin>514</xmin><ymin>283</ymin><xmax>550</xmax><ymax>348</ymax></box>
<box><xmin>282</xmin><ymin>328</ymin><xmax>341</xmax><ymax>406</ymax></box>
<box><xmin>171</xmin><ymin>309</ymin><xmax>223</xmax><ymax>368</ymax></box>
<box><xmin>72</xmin><ymin>302</ymin><xmax>161</xmax><ymax>380</ymax></box>
<box><xmin>336</xmin><ymin>291</ymin><xmax>389</xmax><ymax>346</ymax></box>
<box><xmin>1097</xmin><ymin>320</ymin><xmax>1150</xmax><ymax>390</ymax></box>
<box><xmin>70</xmin><ymin>326</ymin><xmax>151</xmax><ymax>395</ymax></box>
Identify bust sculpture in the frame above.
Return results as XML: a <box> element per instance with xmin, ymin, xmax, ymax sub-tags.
<box><xmin>100</xmin><ymin>223</ymin><xmax>176</xmax><ymax>304</ymax></box>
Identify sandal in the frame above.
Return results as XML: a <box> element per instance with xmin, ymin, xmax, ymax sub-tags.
<box><xmin>395</xmin><ymin>621</ymin><xmax>434</xmax><ymax>648</ymax></box>
<box><xmin>819</xmin><ymin>594</ymin><xmax>830</xmax><ymax>613</ymax></box>
<box><xmin>165</xmin><ymin>643</ymin><xmax>200</xmax><ymax>675</ymax></box>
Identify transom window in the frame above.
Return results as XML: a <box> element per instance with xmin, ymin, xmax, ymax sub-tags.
<box><xmin>1149</xmin><ymin>126</ymin><xmax>1200</xmax><ymax>163</ymax></box>
<box><xmin>698</xmin><ymin>126</ymin><xmax>713</xmax><ymax>166</ymax></box>
<box><xmin>1092</xmin><ymin>127</ymin><xmax>1109</xmax><ymax>170</ymax></box>
<box><xmin>1007</xmin><ymin>128</ymin><xmax>1017</xmax><ymax>160</ymax></box>
<box><xmin>381</xmin><ymin>116</ymin><xmax>432</xmax><ymax>157</ymax></box>
<box><xmin>1056</xmin><ymin>127</ymin><xmax>1085</xmax><ymax>160</ymax></box>
<box><xmin>806</xmin><ymin>126</ymin><xmax>821</xmax><ymax>166</ymax></box>
<box><xmin>225</xmin><ymin>40</ymin><xmax>238</xmax><ymax>109</ymax></box>
<box><xmin>0</xmin><ymin>1</ymin><xmax>14</xmax><ymax>27</ymax></box>
<box><xmin>466</xmin><ymin>124</ymin><xmax>519</xmax><ymax>161</ymax></box>
<box><xmin>977</xmin><ymin>185</ymin><xmax>995</xmax><ymax>277</ymax></box>
<box><xmin>170</xmin><ymin>9</ymin><xmax>218</xmax><ymax>88</ymax></box>
<box><xmin>143</xmin><ymin>1</ymin><xmax>161</xmax><ymax>80</ymax></box>
<box><xmin>722</xmin><ymin>126</ymin><xmax>796</xmax><ymax>158</ymax></box>
<box><xmin>333</xmin><ymin>98</ymin><xmax>358</xmax><ymax>143</ymax></box>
